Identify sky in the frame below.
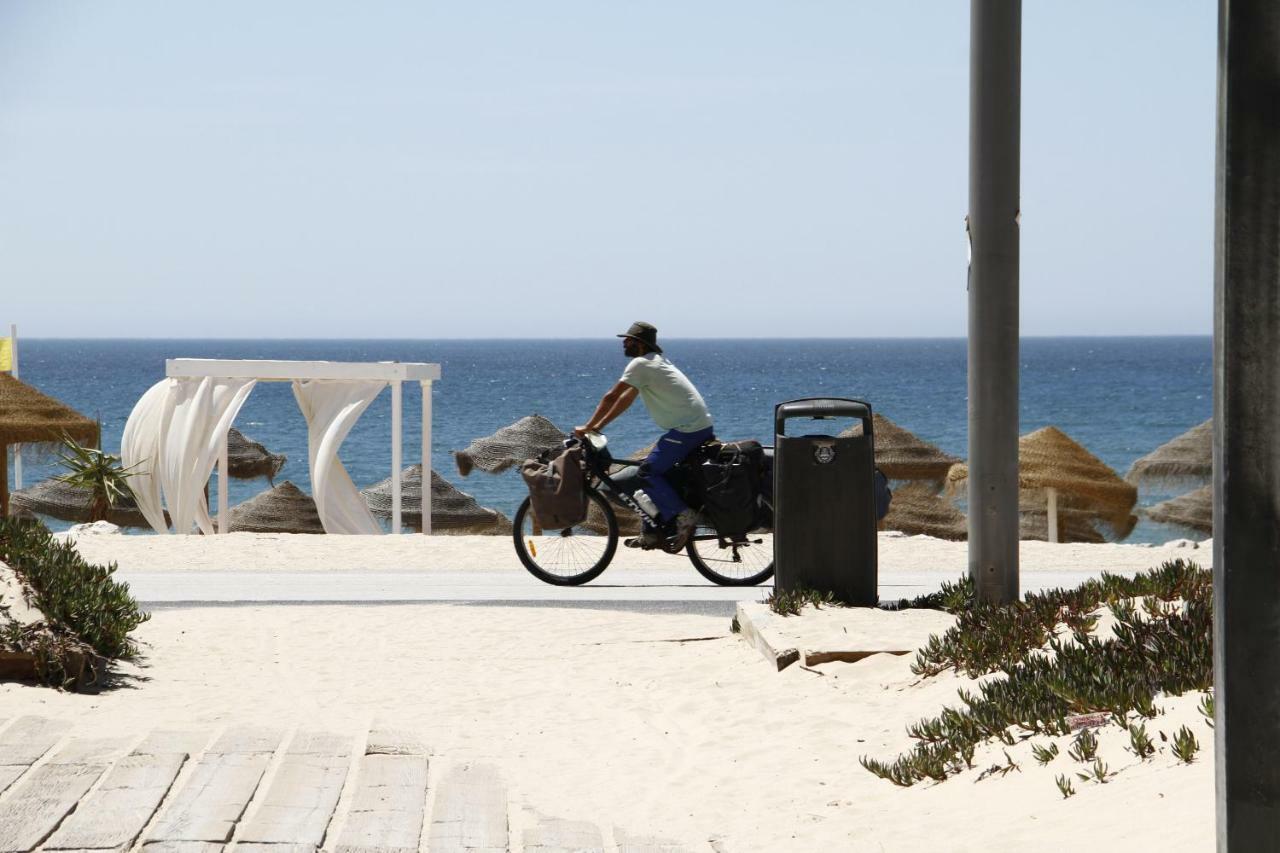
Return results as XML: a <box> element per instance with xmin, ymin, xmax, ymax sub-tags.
<box><xmin>0</xmin><ymin>2</ymin><xmax>1215</xmax><ymax>339</ymax></box>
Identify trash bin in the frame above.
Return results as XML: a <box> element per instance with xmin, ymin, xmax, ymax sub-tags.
<box><xmin>773</xmin><ymin>398</ymin><xmax>878</xmax><ymax>606</ymax></box>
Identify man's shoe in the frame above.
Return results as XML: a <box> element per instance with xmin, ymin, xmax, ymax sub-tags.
<box><xmin>669</xmin><ymin>509</ymin><xmax>699</xmax><ymax>551</ymax></box>
<box><xmin>626</xmin><ymin>526</ymin><xmax>663</xmax><ymax>550</ymax></box>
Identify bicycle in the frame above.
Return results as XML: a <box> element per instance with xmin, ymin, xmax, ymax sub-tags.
<box><xmin>512</xmin><ymin>432</ymin><xmax>775</xmax><ymax>587</ymax></box>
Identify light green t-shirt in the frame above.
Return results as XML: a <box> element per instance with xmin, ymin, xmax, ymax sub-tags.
<box><xmin>620</xmin><ymin>354</ymin><xmax>713</xmax><ymax>433</ymax></box>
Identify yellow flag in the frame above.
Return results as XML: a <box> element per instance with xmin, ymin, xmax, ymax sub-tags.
<box><xmin>0</xmin><ymin>337</ymin><xmax>10</xmax><ymax>372</ymax></box>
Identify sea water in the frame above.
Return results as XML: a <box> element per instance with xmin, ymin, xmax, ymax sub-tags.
<box><xmin>11</xmin><ymin>337</ymin><xmax>1211</xmax><ymax>544</ymax></box>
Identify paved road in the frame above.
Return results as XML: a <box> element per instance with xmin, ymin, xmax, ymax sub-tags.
<box><xmin>118</xmin><ymin>567</ymin><xmax>1114</xmax><ymax>608</ymax></box>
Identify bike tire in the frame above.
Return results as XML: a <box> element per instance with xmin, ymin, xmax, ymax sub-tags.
<box><xmin>686</xmin><ymin>525</ymin><xmax>775</xmax><ymax>587</ymax></box>
<box><xmin>512</xmin><ymin>490</ymin><xmax>618</xmax><ymax>586</ymax></box>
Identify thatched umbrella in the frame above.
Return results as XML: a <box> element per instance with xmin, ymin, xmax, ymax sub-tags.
<box><xmin>1146</xmin><ymin>484</ymin><xmax>1213</xmax><ymax>535</ymax></box>
<box><xmin>1125</xmin><ymin>420</ymin><xmax>1212</xmax><ymax>487</ymax></box>
<box><xmin>0</xmin><ymin>373</ymin><xmax>98</xmax><ymax>517</ymax></box>
<box><xmin>223</xmin><ymin>481</ymin><xmax>324</xmax><ymax>534</ymax></box>
<box><xmin>11</xmin><ymin>478</ymin><xmax>165</xmax><ymax>529</ymax></box>
<box><xmin>1018</xmin><ymin>509</ymin><xmax>1106</xmax><ymax>544</ymax></box>
<box><xmin>881</xmin><ymin>482</ymin><xmax>967</xmax><ymax>540</ymax></box>
<box><xmin>454</xmin><ymin>415</ymin><xmax>567</xmax><ymax>477</ymax></box>
<box><xmin>226</xmin><ymin>428</ymin><xmax>287</xmax><ymax>484</ymax></box>
<box><xmin>842</xmin><ymin>413</ymin><xmax>961</xmax><ymax>486</ymax></box>
<box><xmin>947</xmin><ymin>426</ymin><xmax>1138</xmax><ymax>542</ymax></box>
<box><xmin>363</xmin><ymin>465</ymin><xmax>509</xmax><ymax>534</ymax></box>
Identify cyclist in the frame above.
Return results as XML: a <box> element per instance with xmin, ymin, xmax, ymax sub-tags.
<box><xmin>575</xmin><ymin>321</ymin><xmax>714</xmax><ymax>549</ymax></box>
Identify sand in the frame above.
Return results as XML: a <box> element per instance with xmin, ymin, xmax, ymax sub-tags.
<box><xmin>4</xmin><ymin>530</ymin><xmax>1215</xmax><ymax>851</ymax></box>
<box><xmin>0</xmin><ymin>604</ymin><xmax>1213</xmax><ymax>852</ymax></box>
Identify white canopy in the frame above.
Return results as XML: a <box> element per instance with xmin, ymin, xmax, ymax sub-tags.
<box><xmin>122</xmin><ymin>359</ymin><xmax>440</xmax><ymax>535</ymax></box>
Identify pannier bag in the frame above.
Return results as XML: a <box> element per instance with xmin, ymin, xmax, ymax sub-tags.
<box><xmin>700</xmin><ymin>440</ymin><xmax>764</xmax><ymax>542</ymax></box>
<box><xmin>520</xmin><ymin>445</ymin><xmax>589</xmax><ymax>529</ymax></box>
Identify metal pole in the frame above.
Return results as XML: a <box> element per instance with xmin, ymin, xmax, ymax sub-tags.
<box><xmin>218</xmin><ymin>431</ymin><xmax>229</xmax><ymax>534</ymax></box>
<box><xmin>1214</xmin><ymin>0</ymin><xmax>1280</xmax><ymax>845</ymax></box>
<box><xmin>1046</xmin><ymin>487</ymin><xmax>1058</xmax><ymax>544</ymax></box>
<box><xmin>10</xmin><ymin>324</ymin><xmax>20</xmax><ymax>490</ymax></box>
<box><xmin>421</xmin><ymin>381</ymin><xmax>432</xmax><ymax>534</ymax></box>
<box><xmin>967</xmin><ymin>0</ymin><xmax>1021</xmax><ymax>604</ymax></box>
<box><xmin>391</xmin><ymin>380</ymin><xmax>402</xmax><ymax>534</ymax></box>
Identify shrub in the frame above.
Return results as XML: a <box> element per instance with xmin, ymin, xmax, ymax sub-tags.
<box><xmin>860</xmin><ymin>560</ymin><xmax>1212</xmax><ymax>787</ymax></box>
<box><xmin>0</xmin><ymin>517</ymin><xmax>149</xmax><ymax>684</ymax></box>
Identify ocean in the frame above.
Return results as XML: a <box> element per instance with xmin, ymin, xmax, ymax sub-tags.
<box><xmin>10</xmin><ymin>337</ymin><xmax>1212</xmax><ymax>544</ymax></box>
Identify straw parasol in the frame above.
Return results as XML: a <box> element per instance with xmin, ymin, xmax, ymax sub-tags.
<box><xmin>10</xmin><ymin>478</ymin><xmax>164</xmax><ymax>529</ymax></box>
<box><xmin>1125</xmin><ymin>419</ymin><xmax>1212</xmax><ymax>487</ymax></box>
<box><xmin>842</xmin><ymin>413</ymin><xmax>961</xmax><ymax>486</ymax></box>
<box><xmin>362</xmin><ymin>465</ymin><xmax>510</xmax><ymax>534</ymax></box>
<box><xmin>223</xmin><ymin>481</ymin><xmax>325</xmax><ymax>534</ymax></box>
<box><xmin>1018</xmin><ymin>509</ymin><xmax>1106</xmax><ymax>544</ymax></box>
<box><xmin>226</xmin><ymin>427</ymin><xmax>287</xmax><ymax>484</ymax></box>
<box><xmin>1146</xmin><ymin>484</ymin><xmax>1213</xmax><ymax>535</ymax></box>
<box><xmin>881</xmin><ymin>482</ymin><xmax>968</xmax><ymax>540</ymax></box>
<box><xmin>0</xmin><ymin>373</ymin><xmax>98</xmax><ymax>517</ymax></box>
<box><xmin>454</xmin><ymin>415</ymin><xmax>567</xmax><ymax>477</ymax></box>
<box><xmin>947</xmin><ymin>426</ymin><xmax>1138</xmax><ymax>542</ymax></box>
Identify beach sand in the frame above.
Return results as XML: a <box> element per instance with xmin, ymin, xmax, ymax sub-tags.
<box><xmin>0</xmin><ymin>603</ymin><xmax>1212</xmax><ymax>852</ymax></box>
<box><xmin>2</xmin><ymin>532</ymin><xmax>1214</xmax><ymax>851</ymax></box>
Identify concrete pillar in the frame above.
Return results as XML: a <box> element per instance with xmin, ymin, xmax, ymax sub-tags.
<box><xmin>1213</xmin><ymin>0</ymin><xmax>1280</xmax><ymax>846</ymax></box>
<box><xmin>967</xmin><ymin>0</ymin><xmax>1021</xmax><ymax>604</ymax></box>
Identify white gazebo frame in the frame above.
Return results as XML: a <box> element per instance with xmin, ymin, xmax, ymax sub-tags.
<box><xmin>166</xmin><ymin>359</ymin><xmax>441</xmax><ymax>534</ymax></box>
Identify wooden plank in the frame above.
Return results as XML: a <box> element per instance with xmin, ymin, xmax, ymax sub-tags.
<box><xmin>0</xmin><ymin>739</ymin><xmax>115</xmax><ymax>853</ymax></box>
<box><xmin>140</xmin><ymin>843</ymin><xmax>224</xmax><ymax>853</ymax></box>
<box><xmin>235</xmin><ymin>732</ymin><xmax>350</xmax><ymax>847</ymax></box>
<box><xmin>0</xmin><ymin>766</ymin><xmax>25</xmax><ymax>799</ymax></box>
<box><xmin>235</xmin><ymin>845</ymin><xmax>315</xmax><ymax>853</ymax></box>
<box><xmin>427</xmin><ymin>763</ymin><xmax>508</xmax><ymax>853</ymax></box>
<box><xmin>45</xmin><ymin>753</ymin><xmax>187</xmax><ymax>851</ymax></box>
<box><xmin>145</xmin><ymin>752</ymin><xmax>272</xmax><ymax>844</ymax></box>
<box><xmin>284</xmin><ymin>731</ymin><xmax>352</xmax><ymax>756</ymax></box>
<box><xmin>206</xmin><ymin>727</ymin><xmax>281</xmax><ymax>756</ymax></box>
<box><xmin>45</xmin><ymin>738</ymin><xmax>129</xmax><ymax>765</ymax></box>
<box><xmin>0</xmin><ymin>714</ymin><xmax>70</xmax><ymax>766</ymax></box>
<box><xmin>333</xmin><ymin>754</ymin><xmax>429</xmax><ymax>853</ymax></box>
<box><xmin>523</xmin><ymin>817</ymin><xmax>604</xmax><ymax>853</ymax></box>
<box><xmin>364</xmin><ymin>729</ymin><xmax>426</xmax><ymax>757</ymax></box>
<box><xmin>133</xmin><ymin>730</ymin><xmax>213</xmax><ymax>757</ymax></box>
<box><xmin>613</xmin><ymin>830</ymin><xmax>692</xmax><ymax>853</ymax></box>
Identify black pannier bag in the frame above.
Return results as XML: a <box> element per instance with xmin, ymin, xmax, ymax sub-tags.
<box><xmin>699</xmin><ymin>440</ymin><xmax>764</xmax><ymax>542</ymax></box>
<box><xmin>520</xmin><ymin>444</ymin><xmax>589</xmax><ymax>529</ymax></box>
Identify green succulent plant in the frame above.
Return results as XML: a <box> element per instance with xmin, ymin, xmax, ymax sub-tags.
<box><xmin>53</xmin><ymin>430</ymin><xmax>142</xmax><ymax>523</ymax></box>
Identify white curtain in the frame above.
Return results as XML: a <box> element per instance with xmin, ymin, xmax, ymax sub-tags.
<box><xmin>158</xmin><ymin>377</ymin><xmax>257</xmax><ymax>534</ymax></box>
<box><xmin>292</xmin><ymin>380</ymin><xmax>385</xmax><ymax>535</ymax></box>
<box><xmin>121</xmin><ymin>380</ymin><xmax>171</xmax><ymax>534</ymax></box>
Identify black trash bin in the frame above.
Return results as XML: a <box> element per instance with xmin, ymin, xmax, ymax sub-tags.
<box><xmin>773</xmin><ymin>398</ymin><xmax>878</xmax><ymax>606</ymax></box>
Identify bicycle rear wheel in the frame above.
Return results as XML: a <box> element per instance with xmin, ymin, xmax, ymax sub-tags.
<box><xmin>686</xmin><ymin>525</ymin><xmax>775</xmax><ymax>586</ymax></box>
<box><xmin>513</xmin><ymin>490</ymin><xmax>618</xmax><ymax>586</ymax></box>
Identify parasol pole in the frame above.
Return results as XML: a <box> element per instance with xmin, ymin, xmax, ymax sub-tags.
<box><xmin>967</xmin><ymin>0</ymin><xmax>1021</xmax><ymax>603</ymax></box>
<box><xmin>1046</xmin><ymin>487</ymin><xmax>1058</xmax><ymax>543</ymax></box>
<box><xmin>1213</xmin><ymin>0</ymin><xmax>1280</xmax><ymax>843</ymax></box>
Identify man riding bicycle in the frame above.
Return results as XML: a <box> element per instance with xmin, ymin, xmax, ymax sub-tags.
<box><xmin>575</xmin><ymin>321</ymin><xmax>714</xmax><ymax>550</ymax></box>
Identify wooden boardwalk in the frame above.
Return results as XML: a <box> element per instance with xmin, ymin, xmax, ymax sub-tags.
<box><xmin>0</xmin><ymin>717</ymin><xmax>701</xmax><ymax>853</ymax></box>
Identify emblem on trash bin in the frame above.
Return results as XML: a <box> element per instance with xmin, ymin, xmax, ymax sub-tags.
<box><xmin>814</xmin><ymin>444</ymin><xmax>836</xmax><ymax>464</ymax></box>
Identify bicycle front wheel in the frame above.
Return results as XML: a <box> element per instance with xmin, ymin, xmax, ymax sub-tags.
<box><xmin>687</xmin><ymin>525</ymin><xmax>775</xmax><ymax>586</ymax></box>
<box><xmin>512</xmin><ymin>490</ymin><xmax>618</xmax><ymax>586</ymax></box>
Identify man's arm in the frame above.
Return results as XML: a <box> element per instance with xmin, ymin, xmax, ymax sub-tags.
<box><xmin>575</xmin><ymin>381</ymin><xmax>639</xmax><ymax>436</ymax></box>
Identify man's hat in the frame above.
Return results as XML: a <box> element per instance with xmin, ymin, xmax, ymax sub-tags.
<box><xmin>617</xmin><ymin>321</ymin><xmax>663</xmax><ymax>354</ymax></box>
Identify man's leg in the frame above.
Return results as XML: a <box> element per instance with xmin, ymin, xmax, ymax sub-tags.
<box><xmin>639</xmin><ymin>427</ymin><xmax>714</xmax><ymax>522</ymax></box>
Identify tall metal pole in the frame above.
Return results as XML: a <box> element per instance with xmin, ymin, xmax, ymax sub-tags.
<box><xmin>1213</xmin><ymin>0</ymin><xmax>1280</xmax><ymax>846</ymax></box>
<box><xmin>967</xmin><ymin>0</ymin><xmax>1021</xmax><ymax>604</ymax></box>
